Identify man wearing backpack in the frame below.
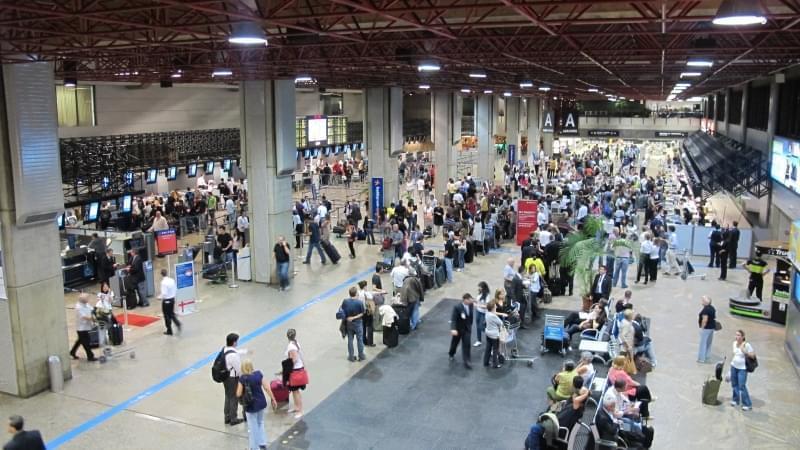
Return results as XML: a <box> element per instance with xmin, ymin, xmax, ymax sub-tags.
<box><xmin>212</xmin><ymin>333</ymin><xmax>247</xmax><ymax>426</ymax></box>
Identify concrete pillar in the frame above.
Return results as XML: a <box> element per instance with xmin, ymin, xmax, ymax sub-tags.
<box><xmin>762</xmin><ymin>80</ymin><xmax>780</xmax><ymax>225</ymax></box>
<box><xmin>364</xmin><ymin>87</ymin><xmax>402</xmax><ymax>209</ymax></box>
<box><xmin>475</xmin><ymin>94</ymin><xmax>494</xmax><ymax>183</ymax></box>
<box><xmin>0</xmin><ymin>63</ymin><xmax>70</xmax><ymax>397</ymax></box>
<box><xmin>432</xmin><ymin>91</ymin><xmax>462</xmax><ymax>197</ymax></box>
<box><xmin>542</xmin><ymin>101</ymin><xmax>554</xmax><ymax>156</ymax></box>
<box><xmin>493</xmin><ymin>95</ymin><xmax>504</xmax><ymax>137</ymax></box>
<box><xmin>526</xmin><ymin>97</ymin><xmax>542</xmax><ymax>164</ymax></box>
<box><xmin>740</xmin><ymin>83</ymin><xmax>749</xmax><ymax>143</ymax></box>
<box><xmin>723</xmin><ymin>88</ymin><xmax>731</xmax><ymax>135</ymax></box>
<box><xmin>506</xmin><ymin>97</ymin><xmax>520</xmax><ymax>163</ymax></box>
<box><xmin>240</xmin><ymin>80</ymin><xmax>295</xmax><ymax>284</ymax></box>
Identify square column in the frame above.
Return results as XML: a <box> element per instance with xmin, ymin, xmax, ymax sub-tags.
<box><xmin>506</xmin><ymin>97</ymin><xmax>521</xmax><ymax>164</ymax></box>
<box><xmin>364</xmin><ymin>87</ymin><xmax>402</xmax><ymax>210</ymax></box>
<box><xmin>240</xmin><ymin>80</ymin><xmax>295</xmax><ymax>284</ymax></box>
<box><xmin>432</xmin><ymin>91</ymin><xmax>462</xmax><ymax>197</ymax></box>
<box><xmin>475</xmin><ymin>94</ymin><xmax>495</xmax><ymax>183</ymax></box>
<box><xmin>526</xmin><ymin>98</ymin><xmax>542</xmax><ymax>165</ymax></box>
<box><xmin>0</xmin><ymin>63</ymin><xmax>70</xmax><ymax>396</ymax></box>
<box><xmin>542</xmin><ymin>101</ymin><xmax>555</xmax><ymax>157</ymax></box>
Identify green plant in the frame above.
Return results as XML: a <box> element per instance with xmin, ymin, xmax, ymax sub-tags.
<box><xmin>559</xmin><ymin>216</ymin><xmax>606</xmax><ymax>297</ymax></box>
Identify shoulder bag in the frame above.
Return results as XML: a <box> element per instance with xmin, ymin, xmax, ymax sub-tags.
<box><xmin>714</xmin><ymin>320</ymin><xmax>722</xmax><ymax>331</ymax></box>
<box><xmin>745</xmin><ymin>352</ymin><xmax>758</xmax><ymax>373</ymax></box>
<box><xmin>289</xmin><ymin>368</ymin><xmax>310</xmax><ymax>387</ymax></box>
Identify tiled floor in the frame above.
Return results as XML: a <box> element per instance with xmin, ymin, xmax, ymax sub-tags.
<box><xmin>2</xmin><ymin>234</ymin><xmax>799</xmax><ymax>449</ymax></box>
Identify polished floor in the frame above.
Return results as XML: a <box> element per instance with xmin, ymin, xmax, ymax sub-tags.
<box><xmin>2</xmin><ymin>233</ymin><xmax>799</xmax><ymax>449</ymax></box>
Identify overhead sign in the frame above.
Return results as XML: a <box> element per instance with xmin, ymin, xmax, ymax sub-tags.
<box><xmin>155</xmin><ymin>229</ymin><xmax>178</xmax><ymax>256</ymax></box>
<box><xmin>516</xmin><ymin>200</ymin><xmax>539</xmax><ymax>246</ymax></box>
<box><xmin>371</xmin><ymin>177</ymin><xmax>383</xmax><ymax>221</ymax></box>
<box><xmin>559</xmin><ymin>109</ymin><xmax>579</xmax><ymax>135</ymax></box>
<box><xmin>588</xmin><ymin>130</ymin><xmax>620</xmax><ymax>137</ymax></box>
<box><xmin>655</xmin><ymin>131</ymin><xmax>688</xmax><ymax>138</ymax></box>
<box><xmin>542</xmin><ymin>110</ymin><xmax>554</xmax><ymax>133</ymax></box>
<box><xmin>508</xmin><ymin>144</ymin><xmax>516</xmax><ymax>165</ymax></box>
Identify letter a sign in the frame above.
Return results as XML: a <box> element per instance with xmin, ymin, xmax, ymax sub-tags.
<box><xmin>542</xmin><ymin>110</ymin><xmax>554</xmax><ymax>133</ymax></box>
<box><xmin>560</xmin><ymin>109</ymin><xmax>579</xmax><ymax>135</ymax></box>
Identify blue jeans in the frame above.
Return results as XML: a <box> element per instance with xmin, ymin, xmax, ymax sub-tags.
<box><xmin>444</xmin><ymin>257</ymin><xmax>454</xmax><ymax>282</ymax></box>
<box><xmin>613</xmin><ymin>257</ymin><xmax>629</xmax><ymax>288</ymax></box>
<box><xmin>475</xmin><ymin>311</ymin><xmax>486</xmax><ymax>342</ymax></box>
<box><xmin>410</xmin><ymin>302</ymin><xmax>420</xmax><ymax>330</ymax></box>
<box><xmin>346</xmin><ymin>320</ymin><xmax>365</xmax><ymax>360</ymax></box>
<box><xmin>304</xmin><ymin>241</ymin><xmax>326</xmax><ymax>264</ymax></box>
<box><xmin>731</xmin><ymin>366</ymin><xmax>752</xmax><ymax>407</ymax></box>
<box><xmin>457</xmin><ymin>249</ymin><xmax>465</xmax><ymax>269</ymax></box>
<box><xmin>698</xmin><ymin>329</ymin><xmax>714</xmax><ymax>362</ymax></box>
<box><xmin>605</xmin><ymin>255</ymin><xmax>615</xmax><ymax>280</ymax></box>
<box><xmin>245</xmin><ymin>409</ymin><xmax>267</xmax><ymax>450</ymax></box>
<box><xmin>277</xmin><ymin>261</ymin><xmax>289</xmax><ymax>288</ymax></box>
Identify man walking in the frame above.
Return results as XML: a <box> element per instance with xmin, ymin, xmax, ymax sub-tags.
<box><xmin>449</xmin><ymin>293</ymin><xmax>475</xmax><ymax>369</ymax></box>
<box><xmin>303</xmin><ymin>217</ymin><xmax>327</xmax><ymax>265</ymax></box>
<box><xmin>69</xmin><ymin>293</ymin><xmax>96</xmax><ymax>361</ymax></box>
<box><xmin>159</xmin><ymin>268</ymin><xmax>181</xmax><ymax>336</ymax></box>
<box><xmin>697</xmin><ymin>296</ymin><xmax>716</xmax><ymax>363</ymax></box>
<box><xmin>274</xmin><ymin>235</ymin><xmax>291</xmax><ymax>290</ymax></box>
<box><xmin>4</xmin><ymin>415</ymin><xmax>45</xmax><ymax>450</ymax></box>
<box><xmin>341</xmin><ymin>287</ymin><xmax>366</xmax><ymax>362</ymax></box>
<box><xmin>222</xmin><ymin>333</ymin><xmax>246</xmax><ymax>426</ymax></box>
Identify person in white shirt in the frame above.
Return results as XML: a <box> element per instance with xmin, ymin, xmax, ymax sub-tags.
<box><xmin>225</xmin><ymin>197</ymin><xmax>236</xmax><ymax>225</ymax></box>
<box><xmin>730</xmin><ymin>329</ymin><xmax>755</xmax><ymax>410</ymax></box>
<box><xmin>69</xmin><ymin>293</ymin><xmax>96</xmax><ymax>361</ymax></box>
<box><xmin>391</xmin><ymin>261</ymin><xmax>411</xmax><ymax>293</ymax></box>
<box><xmin>148</xmin><ymin>210</ymin><xmax>169</xmax><ymax>232</ymax></box>
<box><xmin>636</xmin><ymin>233</ymin><xmax>654</xmax><ymax>284</ymax></box>
<box><xmin>663</xmin><ymin>225</ymin><xmax>681</xmax><ymax>275</ymax></box>
<box><xmin>316</xmin><ymin>203</ymin><xmax>328</xmax><ymax>220</ymax></box>
<box><xmin>538</xmin><ymin>226</ymin><xmax>553</xmax><ymax>247</ymax></box>
<box><xmin>236</xmin><ymin>213</ymin><xmax>249</xmax><ymax>245</ymax></box>
<box><xmin>159</xmin><ymin>268</ymin><xmax>181</xmax><ymax>336</ymax></box>
<box><xmin>222</xmin><ymin>333</ymin><xmax>248</xmax><ymax>425</ymax></box>
<box><xmin>576</xmin><ymin>203</ymin><xmax>589</xmax><ymax>221</ymax></box>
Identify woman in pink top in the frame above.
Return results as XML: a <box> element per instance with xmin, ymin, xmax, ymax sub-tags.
<box><xmin>608</xmin><ymin>355</ymin><xmax>655</xmax><ymax>418</ymax></box>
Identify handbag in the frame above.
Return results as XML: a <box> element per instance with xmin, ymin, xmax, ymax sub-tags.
<box><xmin>622</xmin><ymin>352</ymin><xmax>638</xmax><ymax>375</ymax></box>
<box><xmin>745</xmin><ymin>354</ymin><xmax>758</xmax><ymax>373</ymax></box>
<box><xmin>335</xmin><ymin>307</ymin><xmax>345</xmax><ymax>320</ymax></box>
<box><xmin>288</xmin><ymin>368</ymin><xmax>309</xmax><ymax>387</ymax></box>
<box><xmin>714</xmin><ymin>320</ymin><xmax>722</xmax><ymax>331</ymax></box>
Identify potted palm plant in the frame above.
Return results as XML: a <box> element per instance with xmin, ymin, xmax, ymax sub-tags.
<box><xmin>559</xmin><ymin>216</ymin><xmax>606</xmax><ymax>312</ymax></box>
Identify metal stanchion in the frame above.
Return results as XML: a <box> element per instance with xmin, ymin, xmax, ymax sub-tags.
<box><xmin>228</xmin><ymin>257</ymin><xmax>239</xmax><ymax>289</ymax></box>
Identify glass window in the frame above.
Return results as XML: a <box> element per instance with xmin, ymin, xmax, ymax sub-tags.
<box><xmin>56</xmin><ymin>85</ymin><xmax>96</xmax><ymax>127</ymax></box>
<box><xmin>729</xmin><ymin>90</ymin><xmax>743</xmax><ymax>125</ymax></box>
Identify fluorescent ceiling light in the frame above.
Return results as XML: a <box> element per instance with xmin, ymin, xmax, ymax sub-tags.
<box><xmin>681</xmin><ymin>72</ymin><xmax>702</xmax><ymax>77</ymax></box>
<box><xmin>469</xmin><ymin>71</ymin><xmax>487</xmax><ymax>79</ymax></box>
<box><xmin>483</xmin><ymin>90</ymin><xmax>493</xmax><ymax>94</ymax></box>
<box><xmin>538</xmin><ymin>87</ymin><xmax>551</xmax><ymax>92</ymax></box>
<box><xmin>619</xmin><ymin>96</ymin><xmax>626</xmax><ymax>100</ymax></box>
<box><xmin>503</xmin><ymin>92</ymin><xmax>512</xmax><ymax>97</ymax></box>
<box><xmin>460</xmin><ymin>89</ymin><xmax>471</xmax><ymax>93</ymax></box>
<box><xmin>63</xmin><ymin>77</ymin><xmax>77</xmax><ymax>87</ymax></box>
<box><xmin>712</xmin><ymin>0</ymin><xmax>767</xmax><ymax>26</ymax></box>
<box><xmin>295</xmin><ymin>75</ymin><xmax>314</xmax><ymax>83</ymax></box>
<box><xmin>587</xmin><ymin>88</ymin><xmax>599</xmax><ymax>93</ymax></box>
<box><xmin>212</xmin><ymin>69</ymin><xmax>233</xmax><ymax>77</ymax></box>
<box><xmin>688</xmin><ymin>97</ymin><xmax>704</xmax><ymax>101</ymax></box>
<box><xmin>687</xmin><ymin>60</ymin><xmax>713</xmax><ymax>67</ymax></box>
<box><xmin>229</xmin><ymin>22</ymin><xmax>268</xmax><ymax>45</ymax></box>
<box><xmin>675</xmin><ymin>83</ymin><xmax>691</xmax><ymax>87</ymax></box>
<box><xmin>605</xmin><ymin>94</ymin><xmax>614</xmax><ymax>97</ymax></box>
<box><xmin>417</xmin><ymin>60</ymin><xmax>441</xmax><ymax>72</ymax></box>
<box><xmin>519</xmin><ymin>81</ymin><xmax>533</xmax><ymax>88</ymax></box>
<box><xmin>419</xmin><ymin>84</ymin><xmax>430</xmax><ymax>90</ymax></box>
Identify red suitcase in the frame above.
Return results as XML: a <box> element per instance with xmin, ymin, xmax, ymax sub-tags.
<box><xmin>270</xmin><ymin>379</ymin><xmax>290</xmax><ymax>403</ymax></box>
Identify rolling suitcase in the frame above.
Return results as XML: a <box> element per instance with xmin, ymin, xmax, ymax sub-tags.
<box><xmin>392</xmin><ymin>304</ymin><xmax>411</xmax><ymax>335</ymax></box>
<box><xmin>270</xmin><ymin>379</ymin><xmax>290</xmax><ymax>403</ymax></box>
<box><xmin>383</xmin><ymin>322</ymin><xmax>399</xmax><ymax>347</ymax></box>
<box><xmin>88</xmin><ymin>327</ymin><xmax>101</xmax><ymax>348</ymax></box>
<box><xmin>421</xmin><ymin>273</ymin><xmax>435</xmax><ymax>291</ymax></box>
<box><xmin>109</xmin><ymin>322</ymin><xmax>124</xmax><ymax>346</ymax></box>
<box><xmin>321</xmin><ymin>240</ymin><xmax>341</xmax><ymax>264</ymax></box>
<box><xmin>702</xmin><ymin>357</ymin><xmax>725</xmax><ymax>405</ymax></box>
<box><xmin>435</xmin><ymin>265</ymin><xmax>446</xmax><ymax>287</ymax></box>
<box><xmin>464</xmin><ymin>241</ymin><xmax>474</xmax><ymax>263</ymax></box>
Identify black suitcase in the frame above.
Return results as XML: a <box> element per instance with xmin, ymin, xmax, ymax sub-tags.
<box><xmin>109</xmin><ymin>322</ymin><xmax>124</xmax><ymax>346</ymax></box>
<box><xmin>435</xmin><ymin>265</ymin><xmax>446</xmax><ymax>287</ymax></box>
<box><xmin>321</xmin><ymin>240</ymin><xmax>341</xmax><ymax>264</ymax></box>
<box><xmin>392</xmin><ymin>304</ymin><xmax>411</xmax><ymax>335</ymax></box>
<box><xmin>464</xmin><ymin>241</ymin><xmax>474</xmax><ymax>263</ymax></box>
<box><xmin>88</xmin><ymin>327</ymin><xmax>101</xmax><ymax>348</ymax></box>
<box><xmin>548</xmin><ymin>278</ymin><xmax>566</xmax><ymax>296</ymax></box>
<box><xmin>422</xmin><ymin>273</ymin><xmax>435</xmax><ymax>290</ymax></box>
<box><xmin>383</xmin><ymin>322</ymin><xmax>399</xmax><ymax>347</ymax></box>
<box><xmin>332</xmin><ymin>225</ymin><xmax>346</xmax><ymax>237</ymax></box>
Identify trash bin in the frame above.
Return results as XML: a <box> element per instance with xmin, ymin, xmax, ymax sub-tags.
<box><xmin>48</xmin><ymin>355</ymin><xmax>63</xmax><ymax>393</ymax></box>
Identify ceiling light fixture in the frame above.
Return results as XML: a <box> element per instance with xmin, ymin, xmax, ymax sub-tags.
<box><xmin>519</xmin><ymin>81</ymin><xmax>533</xmax><ymax>88</ymax></box>
<box><xmin>503</xmin><ymin>92</ymin><xmax>512</xmax><ymax>97</ymax></box>
<box><xmin>687</xmin><ymin>60</ymin><xmax>713</xmax><ymax>67</ymax></box>
<box><xmin>483</xmin><ymin>90</ymin><xmax>493</xmax><ymax>94</ymax></box>
<box><xmin>587</xmin><ymin>88</ymin><xmax>599</xmax><ymax>93</ymax></box>
<box><xmin>460</xmin><ymin>88</ymin><xmax>471</xmax><ymax>93</ymax></box>
<box><xmin>676</xmin><ymin>82</ymin><xmax>691</xmax><ymax>87</ymax></box>
<box><xmin>63</xmin><ymin>77</ymin><xmax>77</xmax><ymax>87</ymax></box>
<box><xmin>417</xmin><ymin>60</ymin><xmax>441</xmax><ymax>72</ymax></box>
<box><xmin>712</xmin><ymin>0</ymin><xmax>767</xmax><ymax>26</ymax></box>
<box><xmin>681</xmin><ymin>72</ymin><xmax>702</xmax><ymax>78</ymax></box>
<box><xmin>295</xmin><ymin>75</ymin><xmax>314</xmax><ymax>83</ymax></box>
<box><xmin>212</xmin><ymin>69</ymin><xmax>233</xmax><ymax>77</ymax></box>
<box><xmin>229</xmin><ymin>22</ymin><xmax>268</xmax><ymax>45</ymax></box>
<box><xmin>469</xmin><ymin>71</ymin><xmax>487</xmax><ymax>79</ymax></box>
<box><xmin>419</xmin><ymin>84</ymin><xmax>430</xmax><ymax>90</ymax></box>
<box><xmin>538</xmin><ymin>87</ymin><xmax>551</xmax><ymax>92</ymax></box>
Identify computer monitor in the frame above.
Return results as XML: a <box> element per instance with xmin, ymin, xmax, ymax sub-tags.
<box><xmin>86</xmin><ymin>201</ymin><xmax>100</xmax><ymax>223</ymax></box>
<box><xmin>223</xmin><ymin>159</ymin><xmax>232</xmax><ymax>172</ymax></box>
<box><xmin>344</xmin><ymin>144</ymin><xmax>351</xmax><ymax>152</ymax></box>
<box><xmin>57</xmin><ymin>213</ymin><xmax>64</xmax><ymax>230</ymax></box>
<box><xmin>120</xmin><ymin>194</ymin><xmax>133</xmax><ymax>214</ymax></box>
<box><xmin>324</xmin><ymin>146</ymin><xmax>332</xmax><ymax>156</ymax></box>
<box><xmin>304</xmin><ymin>149</ymin><xmax>311</xmax><ymax>159</ymax></box>
<box><xmin>335</xmin><ymin>145</ymin><xmax>342</xmax><ymax>154</ymax></box>
<box><xmin>124</xmin><ymin>171</ymin><xmax>134</xmax><ymax>186</ymax></box>
<box><xmin>146</xmin><ymin>168</ymin><xmax>157</xmax><ymax>184</ymax></box>
<box><xmin>100</xmin><ymin>176</ymin><xmax>111</xmax><ymax>191</ymax></box>
<box><xmin>166</xmin><ymin>166</ymin><xmax>178</xmax><ymax>180</ymax></box>
<box><xmin>205</xmin><ymin>161</ymin><xmax>215</xmax><ymax>173</ymax></box>
<box><xmin>187</xmin><ymin>163</ymin><xmax>197</xmax><ymax>178</ymax></box>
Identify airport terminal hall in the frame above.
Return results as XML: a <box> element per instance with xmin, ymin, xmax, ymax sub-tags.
<box><xmin>4</xmin><ymin>1</ymin><xmax>800</xmax><ymax>449</ymax></box>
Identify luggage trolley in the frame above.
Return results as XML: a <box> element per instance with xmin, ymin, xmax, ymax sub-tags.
<box><xmin>540</xmin><ymin>314</ymin><xmax>569</xmax><ymax>356</ymax></box>
<box><xmin>680</xmin><ymin>248</ymin><xmax>706</xmax><ymax>281</ymax></box>
<box><xmin>499</xmin><ymin>303</ymin><xmax>538</xmax><ymax>368</ymax></box>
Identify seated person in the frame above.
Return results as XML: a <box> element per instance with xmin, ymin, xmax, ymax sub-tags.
<box><xmin>575</xmin><ymin>351</ymin><xmax>596</xmax><ymax>388</ymax></box>
<box><xmin>632</xmin><ymin>313</ymin><xmax>657</xmax><ymax>367</ymax></box>
<box><xmin>607</xmin><ymin>356</ymin><xmax>654</xmax><ymax>418</ymax></box>
<box><xmin>596</xmin><ymin>397</ymin><xmax>654</xmax><ymax>449</ymax></box>
<box><xmin>565</xmin><ymin>303</ymin><xmax>607</xmax><ymax>341</ymax></box>
<box><xmin>525</xmin><ymin>376</ymin><xmax>589</xmax><ymax>450</ymax></box>
<box><xmin>558</xmin><ymin>375</ymin><xmax>590</xmax><ymax>430</ymax></box>
<box><xmin>601</xmin><ymin>380</ymin><xmax>655</xmax><ymax>448</ymax></box>
<box><xmin>546</xmin><ymin>360</ymin><xmax>577</xmax><ymax>404</ymax></box>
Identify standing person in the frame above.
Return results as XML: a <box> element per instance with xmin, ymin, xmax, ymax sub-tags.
<box><xmin>236</xmin><ymin>212</ymin><xmax>250</xmax><ymax>246</ymax></box>
<box><xmin>96</xmin><ymin>248</ymin><xmax>117</xmax><ymax>286</ymax></box>
<box><xmin>433</xmin><ymin>203</ymin><xmax>444</xmax><ymax>237</ymax></box>
<box><xmin>744</xmin><ymin>250</ymin><xmax>769</xmax><ymax>301</ymax></box>
<box><xmin>635</xmin><ymin>233</ymin><xmax>652</xmax><ymax>285</ymax></box>
<box><xmin>730</xmin><ymin>330</ymin><xmax>756</xmax><ymax>411</ymax></box>
<box><xmin>363</xmin><ymin>211</ymin><xmax>376</xmax><ymax>245</ymax></box>
<box><xmin>3</xmin><ymin>415</ymin><xmax>45</xmax><ymax>450</ymax></box>
<box><xmin>274</xmin><ymin>236</ymin><xmax>291</xmax><ymax>291</ymax></box>
<box><xmin>225</xmin><ymin>196</ymin><xmax>236</xmax><ymax>225</ymax></box>
<box><xmin>718</xmin><ymin>225</ymin><xmax>731</xmax><ymax>280</ymax></box>
<box><xmin>69</xmin><ymin>293</ymin><xmax>96</xmax><ymax>362</ymax></box>
<box><xmin>236</xmin><ymin>359</ymin><xmax>277</xmax><ymax>450</ymax></box>
<box><xmin>284</xmin><ymin>329</ymin><xmax>306</xmax><ymax>419</ymax></box>
<box><xmin>483</xmin><ymin>300</ymin><xmax>504</xmax><ymax>369</ymax></box>
<box><xmin>443</xmin><ymin>231</ymin><xmax>456</xmax><ymax>283</ymax></box>
<box><xmin>590</xmin><ymin>265</ymin><xmax>612</xmax><ymax>304</ymax></box>
<box><xmin>221</xmin><ymin>333</ymin><xmax>247</xmax><ymax>426</ymax></box>
<box><xmin>697</xmin><ymin>296</ymin><xmax>716</xmax><ymax>363</ymax></box>
<box><xmin>448</xmin><ymin>293</ymin><xmax>475</xmax><ymax>369</ymax></box>
<box><xmin>474</xmin><ymin>281</ymin><xmax>490</xmax><ymax>347</ymax></box>
<box><xmin>94</xmin><ymin>282</ymin><xmax>115</xmax><ymax>329</ymax></box>
<box><xmin>340</xmin><ymin>287</ymin><xmax>367</xmax><ymax>362</ymax></box>
<box><xmin>357</xmin><ymin>280</ymin><xmax>376</xmax><ymax>347</ymax></box>
<box><xmin>346</xmin><ymin>223</ymin><xmax>357</xmax><ymax>259</ymax></box>
<box><xmin>217</xmin><ymin>226</ymin><xmax>234</xmax><ymax>265</ymax></box>
<box><xmin>302</xmin><ymin>217</ymin><xmax>327</xmax><ymax>265</ymax></box>
<box><xmin>292</xmin><ymin>210</ymin><xmax>303</xmax><ymax>249</ymax></box>
<box><xmin>612</xmin><ymin>233</ymin><xmax>632</xmax><ymax>288</ymax></box>
<box><xmin>647</xmin><ymin>233</ymin><xmax>661</xmax><ymax>283</ymax></box>
<box><xmin>159</xmin><ymin>268</ymin><xmax>181</xmax><ymax>336</ymax></box>
<box><xmin>390</xmin><ymin>223</ymin><xmax>405</xmax><ymax>262</ymax></box>
<box><xmin>663</xmin><ymin>225</ymin><xmax>681</xmax><ymax>275</ymax></box>
<box><xmin>126</xmin><ymin>248</ymin><xmax>148</xmax><ymax>307</ymax></box>
<box><xmin>728</xmin><ymin>221</ymin><xmax>740</xmax><ymax>269</ymax></box>
<box><xmin>708</xmin><ymin>223</ymin><xmax>723</xmax><ymax>267</ymax></box>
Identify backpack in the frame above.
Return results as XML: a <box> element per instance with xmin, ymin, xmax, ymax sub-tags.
<box><xmin>238</xmin><ymin>375</ymin><xmax>254</xmax><ymax>407</ymax></box>
<box><xmin>211</xmin><ymin>348</ymin><xmax>235</xmax><ymax>383</ymax></box>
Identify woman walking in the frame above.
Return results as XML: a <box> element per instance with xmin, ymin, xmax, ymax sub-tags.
<box><xmin>237</xmin><ymin>359</ymin><xmax>277</xmax><ymax>450</ymax></box>
<box><xmin>284</xmin><ymin>329</ymin><xmax>307</xmax><ymax>419</ymax></box>
<box><xmin>730</xmin><ymin>329</ymin><xmax>756</xmax><ymax>411</ymax></box>
<box><xmin>483</xmin><ymin>300</ymin><xmax>504</xmax><ymax>368</ymax></box>
<box><xmin>473</xmin><ymin>282</ymin><xmax>490</xmax><ymax>347</ymax></box>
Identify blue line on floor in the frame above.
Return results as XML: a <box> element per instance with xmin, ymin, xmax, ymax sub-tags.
<box><xmin>47</xmin><ymin>267</ymin><xmax>375</xmax><ymax>449</ymax></box>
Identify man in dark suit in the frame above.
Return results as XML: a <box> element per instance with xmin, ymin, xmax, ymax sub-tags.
<box><xmin>595</xmin><ymin>399</ymin><xmax>621</xmax><ymax>446</ymax></box>
<box><xmin>97</xmin><ymin>248</ymin><xmax>117</xmax><ymax>286</ymax></box>
<box><xmin>126</xmin><ymin>248</ymin><xmax>149</xmax><ymax>307</ymax></box>
<box><xmin>708</xmin><ymin>222</ymin><xmax>722</xmax><ymax>267</ymax></box>
<box><xmin>4</xmin><ymin>415</ymin><xmax>45</xmax><ymax>450</ymax></box>
<box><xmin>448</xmin><ymin>293</ymin><xmax>474</xmax><ymax>369</ymax></box>
<box><xmin>590</xmin><ymin>265</ymin><xmax>612</xmax><ymax>304</ymax></box>
<box><xmin>728</xmin><ymin>221</ymin><xmax>740</xmax><ymax>269</ymax></box>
